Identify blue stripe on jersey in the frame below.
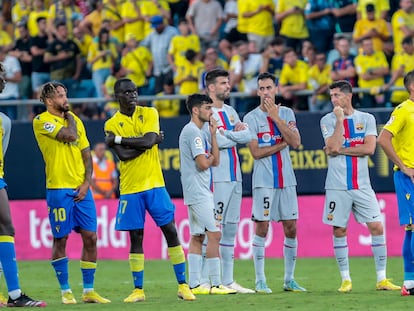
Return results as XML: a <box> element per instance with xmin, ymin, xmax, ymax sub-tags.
<box><xmin>271</xmin><ymin>153</ymin><xmax>279</xmax><ymax>188</ymax></box>
<box><xmin>344</xmin><ymin>119</ymin><xmax>354</xmax><ymax>190</ymax></box>
<box><xmin>218</xmin><ymin>111</ymin><xmax>237</xmax><ymax>182</ymax></box>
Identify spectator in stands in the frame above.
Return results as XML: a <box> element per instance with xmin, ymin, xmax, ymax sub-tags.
<box><xmin>300</xmin><ymin>40</ymin><xmax>316</xmax><ymax>66</ymax></box>
<box><xmin>30</xmin><ymin>16</ymin><xmax>50</xmax><ymax>116</ymax></box>
<box><xmin>121</xmin><ymin>33</ymin><xmax>153</xmax><ymax>96</ymax></box>
<box><xmin>44</xmin><ymin>22</ymin><xmax>82</xmax><ymax>98</ymax></box>
<box><xmin>0</xmin><ymin>46</ymin><xmax>22</xmax><ymax>120</ymax></box>
<box><xmin>103</xmin><ymin>62</ymin><xmax>125</xmax><ymax>117</ymax></box>
<box><xmin>141</xmin><ymin>0</ymin><xmax>171</xmax><ymax>38</ymax></box>
<box><xmin>174</xmin><ymin>49</ymin><xmax>205</xmax><ymax>96</ymax></box>
<box><xmin>383</xmin><ymin>36</ymin><xmax>414</xmax><ymax>106</ymax></box>
<box><xmin>102</xmin><ymin>0</ymin><xmax>125</xmax><ymax>46</ymax></box>
<box><xmin>121</xmin><ymin>0</ymin><xmax>145</xmax><ymax>43</ymax></box>
<box><xmin>331</xmin><ymin>0</ymin><xmax>357</xmax><ymax>33</ymax></box>
<box><xmin>305</xmin><ymin>0</ymin><xmax>336</xmax><ymax>54</ymax></box>
<box><xmin>391</xmin><ymin>0</ymin><xmax>414</xmax><ymax>55</ymax></box>
<box><xmin>204</xmin><ymin>47</ymin><xmax>229</xmax><ymax>70</ymax></box>
<box><xmin>354</xmin><ymin>37</ymin><xmax>389</xmax><ymax>108</ymax></box>
<box><xmin>238</xmin><ymin>0</ymin><xmax>275</xmax><ymax>53</ymax></box>
<box><xmin>229</xmin><ymin>40</ymin><xmax>264</xmax><ymax>113</ymax></box>
<box><xmin>278</xmin><ymin>47</ymin><xmax>309</xmax><ymax>110</ymax></box>
<box><xmin>0</xmin><ymin>15</ymin><xmax>13</xmax><ymax>52</ymax></box>
<box><xmin>167</xmin><ymin>18</ymin><xmax>201</xmax><ymax>72</ymax></box>
<box><xmin>260</xmin><ymin>37</ymin><xmax>285</xmax><ymax>84</ymax></box>
<box><xmin>9</xmin><ymin>21</ymin><xmax>32</xmax><ymax>105</ymax></box>
<box><xmin>223</xmin><ymin>0</ymin><xmax>238</xmax><ymax>36</ymax></box>
<box><xmin>79</xmin><ymin>0</ymin><xmax>104</xmax><ymax>37</ymax></box>
<box><xmin>186</xmin><ymin>0</ymin><xmax>223</xmax><ymax>51</ymax></box>
<box><xmin>275</xmin><ymin>0</ymin><xmax>309</xmax><ymax>54</ymax></box>
<box><xmin>152</xmin><ymin>76</ymin><xmax>181</xmax><ymax>118</ymax></box>
<box><xmin>353</xmin><ymin>4</ymin><xmax>390</xmax><ymax>52</ymax></box>
<box><xmin>357</xmin><ymin>0</ymin><xmax>389</xmax><ymax>20</ymax></box>
<box><xmin>141</xmin><ymin>15</ymin><xmax>178</xmax><ymax>94</ymax></box>
<box><xmin>87</xmin><ymin>28</ymin><xmax>118</xmax><ymax>99</ymax></box>
<box><xmin>308</xmin><ymin>51</ymin><xmax>333</xmax><ymax>112</ymax></box>
<box><xmin>11</xmin><ymin>0</ymin><xmax>31</xmax><ymax>38</ymax></box>
<box><xmin>168</xmin><ymin>0</ymin><xmax>189</xmax><ymax>25</ymax></box>
<box><xmin>47</xmin><ymin>0</ymin><xmax>81</xmax><ymax>38</ymax></box>
<box><xmin>91</xmin><ymin>142</ymin><xmax>118</xmax><ymax>200</ymax></box>
<box><xmin>330</xmin><ymin>36</ymin><xmax>357</xmax><ymax>86</ymax></box>
<box><xmin>27</xmin><ymin>0</ymin><xmax>49</xmax><ymax>37</ymax></box>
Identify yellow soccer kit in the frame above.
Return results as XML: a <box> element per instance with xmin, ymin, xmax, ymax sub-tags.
<box><xmin>104</xmin><ymin>106</ymin><xmax>165</xmax><ymax>194</ymax></box>
<box><xmin>244</xmin><ymin>0</ymin><xmax>275</xmax><ymax>36</ymax></box>
<box><xmin>276</xmin><ymin>0</ymin><xmax>308</xmax><ymax>39</ymax></box>
<box><xmin>168</xmin><ymin>34</ymin><xmax>201</xmax><ymax>67</ymax></box>
<box><xmin>390</xmin><ymin>53</ymin><xmax>414</xmax><ymax>104</ymax></box>
<box><xmin>382</xmin><ymin>99</ymin><xmax>414</xmax><ymax>169</ymax></box>
<box><xmin>33</xmin><ymin>111</ymin><xmax>90</xmax><ymax>189</ymax></box>
<box><xmin>392</xmin><ymin>9</ymin><xmax>414</xmax><ymax>54</ymax></box>
<box><xmin>354</xmin><ymin>51</ymin><xmax>388</xmax><ymax>88</ymax></box>
<box><xmin>279</xmin><ymin>60</ymin><xmax>309</xmax><ymax>86</ymax></box>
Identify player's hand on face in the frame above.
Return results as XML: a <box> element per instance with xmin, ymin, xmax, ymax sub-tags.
<box><xmin>333</xmin><ymin>106</ymin><xmax>344</xmax><ymax>121</ymax></box>
<box><xmin>105</xmin><ymin>131</ymin><xmax>115</xmax><ymax>147</ymax></box>
<box><xmin>209</xmin><ymin>116</ymin><xmax>218</xmax><ymax>134</ymax></box>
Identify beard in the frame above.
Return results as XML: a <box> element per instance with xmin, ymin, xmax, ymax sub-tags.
<box><xmin>216</xmin><ymin>92</ymin><xmax>229</xmax><ymax>101</ymax></box>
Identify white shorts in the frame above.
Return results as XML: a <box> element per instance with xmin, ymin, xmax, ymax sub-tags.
<box><xmin>252</xmin><ymin>186</ymin><xmax>298</xmax><ymax>222</ymax></box>
<box><xmin>322</xmin><ymin>188</ymin><xmax>381</xmax><ymax>228</ymax></box>
<box><xmin>213</xmin><ymin>181</ymin><xmax>242</xmax><ymax>224</ymax></box>
<box><xmin>188</xmin><ymin>199</ymin><xmax>221</xmax><ymax>236</ymax></box>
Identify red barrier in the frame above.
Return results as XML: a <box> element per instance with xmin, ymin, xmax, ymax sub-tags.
<box><xmin>10</xmin><ymin>194</ymin><xmax>403</xmax><ymax>260</ymax></box>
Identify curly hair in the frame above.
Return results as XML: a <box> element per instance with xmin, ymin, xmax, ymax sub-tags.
<box><xmin>39</xmin><ymin>81</ymin><xmax>67</xmax><ymax>104</ymax></box>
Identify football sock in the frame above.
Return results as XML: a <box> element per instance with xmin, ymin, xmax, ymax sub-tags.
<box><xmin>80</xmin><ymin>261</ymin><xmax>96</xmax><ymax>292</ymax></box>
<box><xmin>167</xmin><ymin>245</ymin><xmax>186</xmax><ymax>284</ymax></box>
<box><xmin>51</xmin><ymin>256</ymin><xmax>70</xmax><ymax>290</ymax></box>
<box><xmin>284</xmin><ymin>237</ymin><xmax>297</xmax><ymax>283</ymax></box>
<box><xmin>200</xmin><ymin>237</ymin><xmax>209</xmax><ymax>285</ymax></box>
<box><xmin>188</xmin><ymin>253</ymin><xmax>202</xmax><ymax>288</ymax></box>
<box><xmin>129</xmin><ymin>253</ymin><xmax>144</xmax><ymax>289</ymax></box>
<box><xmin>252</xmin><ymin>234</ymin><xmax>266</xmax><ymax>283</ymax></box>
<box><xmin>220</xmin><ymin>223</ymin><xmax>237</xmax><ymax>285</ymax></box>
<box><xmin>403</xmin><ymin>229</ymin><xmax>414</xmax><ymax>286</ymax></box>
<box><xmin>0</xmin><ymin>236</ymin><xmax>20</xmax><ymax>294</ymax></box>
<box><xmin>206</xmin><ymin>257</ymin><xmax>221</xmax><ymax>287</ymax></box>
<box><xmin>333</xmin><ymin>236</ymin><xmax>351</xmax><ymax>280</ymax></box>
<box><xmin>371</xmin><ymin>235</ymin><xmax>386</xmax><ymax>282</ymax></box>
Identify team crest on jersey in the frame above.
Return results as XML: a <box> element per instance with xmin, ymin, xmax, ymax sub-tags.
<box><xmin>119</xmin><ymin>122</ymin><xmax>124</xmax><ymax>127</ymax></box>
<box><xmin>261</xmin><ymin>133</ymin><xmax>272</xmax><ymax>143</ymax></box>
<box><xmin>194</xmin><ymin>137</ymin><xmax>203</xmax><ymax>149</ymax></box>
<box><xmin>327</xmin><ymin>214</ymin><xmax>333</xmax><ymax>221</ymax></box>
<box><xmin>229</xmin><ymin>115</ymin><xmax>235</xmax><ymax>123</ymax></box>
<box><xmin>406</xmin><ymin>193</ymin><xmax>411</xmax><ymax>201</ymax></box>
<box><xmin>386</xmin><ymin>116</ymin><xmax>395</xmax><ymax>126</ymax></box>
<box><xmin>43</xmin><ymin>122</ymin><xmax>55</xmax><ymax>133</ymax></box>
<box><xmin>355</xmin><ymin>123</ymin><xmax>364</xmax><ymax>131</ymax></box>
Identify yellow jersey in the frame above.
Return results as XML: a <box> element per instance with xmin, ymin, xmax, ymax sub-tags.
<box><xmin>168</xmin><ymin>34</ymin><xmax>201</xmax><ymax>67</ymax></box>
<box><xmin>121</xmin><ymin>46</ymin><xmax>152</xmax><ymax>87</ymax></box>
<box><xmin>104</xmin><ymin>106</ymin><xmax>165</xmax><ymax>194</ymax></box>
<box><xmin>244</xmin><ymin>0</ymin><xmax>275</xmax><ymax>36</ymax></box>
<box><xmin>392</xmin><ymin>9</ymin><xmax>414</xmax><ymax>54</ymax></box>
<box><xmin>87</xmin><ymin>41</ymin><xmax>118</xmax><ymax>71</ymax></box>
<box><xmin>0</xmin><ymin>31</ymin><xmax>12</xmax><ymax>48</ymax></box>
<box><xmin>390</xmin><ymin>53</ymin><xmax>414</xmax><ymax>104</ymax></box>
<box><xmin>74</xmin><ymin>34</ymin><xmax>93</xmax><ymax>58</ymax></box>
<box><xmin>354</xmin><ymin>51</ymin><xmax>388</xmax><ymax>88</ymax></box>
<box><xmin>33</xmin><ymin>111</ymin><xmax>90</xmax><ymax>189</ymax></box>
<box><xmin>276</xmin><ymin>0</ymin><xmax>308</xmax><ymax>39</ymax></box>
<box><xmin>357</xmin><ymin>0</ymin><xmax>389</xmax><ymax>20</ymax></box>
<box><xmin>352</xmin><ymin>18</ymin><xmax>390</xmax><ymax>52</ymax></box>
<box><xmin>237</xmin><ymin>0</ymin><xmax>249</xmax><ymax>33</ymax></box>
<box><xmin>382</xmin><ymin>99</ymin><xmax>414</xmax><ymax>169</ymax></box>
<box><xmin>121</xmin><ymin>1</ymin><xmax>145</xmax><ymax>42</ymax></box>
<box><xmin>174</xmin><ymin>59</ymin><xmax>205</xmax><ymax>95</ymax></box>
<box><xmin>84</xmin><ymin>10</ymin><xmax>103</xmax><ymax>37</ymax></box>
<box><xmin>279</xmin><ymin>59</ymin><xmax>309</xmax><ymax>86</ymax></box>
<box><xmin>102</xmin><ymin>2</ymin><xmax>125</xmax><ymax>44</ymax></box>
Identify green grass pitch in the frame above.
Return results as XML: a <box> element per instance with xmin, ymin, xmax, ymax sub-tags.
<box><xmin>3</xmin><ymin>257</ymin><xmax>408</xmax><ymax>310</ymax></box>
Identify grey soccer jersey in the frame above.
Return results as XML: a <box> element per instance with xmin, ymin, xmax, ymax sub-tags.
<box><xmin>179</xmin><ymin>121</ymin><xmax>213</xmax><ymax>205</ymax></box>
<box><xmin>320</xmin><ymin>109</ymin><xmax>377</xmax><ymax>190</ymax></box>
<box><xmin>210</xmin><ymin>104</ymin><xmax>251</xmax><ymax>182</ymax></box>
<box><xmin>243</xmin><ymin>106</ymin><xmax>298</xmax><ymax>189</ymax></box>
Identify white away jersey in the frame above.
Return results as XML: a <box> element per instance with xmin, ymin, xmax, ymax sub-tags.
<box><xmin>320</xmin><ymin>109</ymin><xmax>377</xmax><ymax>190</ymax></box>
<box><xmin>243</xmin><ymin>106</ymin><xmax>298</xmax><ymax>189</ymax></box>
<box><xmin>179</xmin><ymin>121</ymin><xmax>213</xmax><ymax>205</ymax></box>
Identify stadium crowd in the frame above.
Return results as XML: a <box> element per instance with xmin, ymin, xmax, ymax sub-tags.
<box><xmin>0</xmin><ymin>0</ymin><xmax>413</xmax><ymax>120</ymax></box>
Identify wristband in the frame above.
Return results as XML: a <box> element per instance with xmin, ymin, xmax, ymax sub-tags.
<box><xmin>114</xmin><ymin>136</ymin><xmax>122</xmax><ymax>144</ymax></box>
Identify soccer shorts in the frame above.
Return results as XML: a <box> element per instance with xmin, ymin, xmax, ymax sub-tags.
<box><xmin>116</xmin><ymin>187</ymin><xmax>175</xmax><ymax>231</ymax></box>
<box><xmin>322</xmin><ymin>188</ymin><xmax>381</xmax><ymax>227</ymax></box>
<box><xmin>252</xmin><ymin>186</ymin><xmax>298</xmax><ymax>222</ymax></box>
<box><xmin>213</xmin><ymin>181</ymin><xmax>242</xmax><ymax>224</ymax></box>
<box><xmin>188</xmin><ymin>198</ymin><xmax>220</xmax><ymax>236</ymax></box>
<box><xmin>394</xmin><ymin>170</ymin><xmax>414</xmax><ymax>225</ymax></box>
<box><xmin>46</xmin><ymin>188</ymin><xmax>97</xmax><ymax>238</ymax></box>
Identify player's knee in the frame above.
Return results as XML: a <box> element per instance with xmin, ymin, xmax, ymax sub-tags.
<box><xmin>368</xmin><ymin>221</ymin><xmax>384</xmax><ymax>236</ymax></box>
<box><xmin>161</xmin><ymin>222</ymin><xmax>179</xmax><ymax>244</ymax></box>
